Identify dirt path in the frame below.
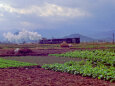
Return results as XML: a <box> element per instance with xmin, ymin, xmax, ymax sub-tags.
<box><xmin>0</xmin><ymin>67</ymin><xmax>114</xmax><ymax>86</ymax></box>
<box><xmin>2</xmin><ymin>56</ymin><xmax>84</xmax><ymax>66</ymax></box>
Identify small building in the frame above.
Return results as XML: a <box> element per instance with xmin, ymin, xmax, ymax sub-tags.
<box><xmin>39</xmin><ymin>38</ymin><xmax>80</xmax><ymax>44</ymax></box>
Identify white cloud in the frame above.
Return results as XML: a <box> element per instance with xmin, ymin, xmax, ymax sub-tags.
<box><xmin>20</xmin><ymin>21</ymin><xmax>44</xmax><ymax>29</ymax></box>
<box><xmin>0</xmin><ymin>13</ymin><xmax>5</xmax><ymax>22</ymax></box>
<box><xmin>3</xmin><ymin>30</ymin><xmax>42</xmax><ymax>43</ymax></box>
<box><xmin>0</xmin><ymin>3</ymin><xmax>15</xmax><ymax>13</ymax></box>
<box><xmin>20</xmin><ymin>21</ymin><xmax>33</xmax><ymax>27</ymax></box>
<box><xmin>0</xmin><ymin>3</ymin><xmax>90</xmax><ymax>18</ymax></box>
<box><xmin>0</xmin><ymin>13</ymin><xmax>4</xmax><ymax>16</ymax></box>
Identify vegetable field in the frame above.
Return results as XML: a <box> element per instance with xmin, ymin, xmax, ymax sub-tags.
<box><xmin>49</xmin><ymin>50</ymin><xmax>115</xmax><ymax>66</ymax></box>
<box><xmin>0</xmin><ymin>58</ymin><xmax>37</xmax><ymax>68</ymax></box>
<box><xmin>0</xmin><ymin>43</ymin><xmax>114</xmax><ymax>86</ymax></box>
<box><xmin>43</xmin><ymin>50</ymin><xmax>115</xmax><ymax>82</ymax></box>
<box><xmin>42</xmin><ymin>61</ymin><xmax>115</xmax><ymax>82</ymax></box>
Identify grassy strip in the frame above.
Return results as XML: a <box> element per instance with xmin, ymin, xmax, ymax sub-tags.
<box><xmin>42</xmin><ymin>61</ymin><xmax>115</xmax><ymax>82</ymax></box>
<box><xmin>0</xmin><ymin>58</ymin><xmax>38</xmax><ymax>68</ymax></box>
<box><xmin>49</xmin><ymin>50</ymin><xmax>115</xmax><ymax>66</ymax></box>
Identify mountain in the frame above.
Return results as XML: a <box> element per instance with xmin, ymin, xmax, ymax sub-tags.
<box><xmin>98</xmin><ymin>37</ymin><xmax>114</xmax><ymax>42</ymax></box>
<box><xmin>96</xmin><ymin>30</ymin><xmax>115</xmax><ymax>42</ymax></box>
<box><xmin>63</xmin><ymin>34</ymin><xmax>97</xmax><ymax>42</ymax></box>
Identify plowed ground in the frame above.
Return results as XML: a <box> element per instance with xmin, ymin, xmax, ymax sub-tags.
<box><xmin>0</xmin><ymin>67</ymin><xmax>114</xmax><ymax>86</ymax></box>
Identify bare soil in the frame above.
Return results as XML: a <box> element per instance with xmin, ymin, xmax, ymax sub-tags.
<box><xmin>2</xmin><ymin>56</ymin><xmax>84</xmax><ymax>66</ymax></box>
<box><xmin>0</xmin><ymin>67</ymin><xmax>114</xmax><ymax>86</ymax></box>
<box><xmin>0</xmin><ymin>49</ymin><xmax>76</xmax><ymax>56</ymax></box>
<box><xmin>0</xmin><ymin>48</ymin><xmax>109</xmax><ymax>57</ymax></box>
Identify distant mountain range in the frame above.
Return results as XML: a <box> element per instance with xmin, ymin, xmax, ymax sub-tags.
<box><xmin>97</xmin><ymin>30</ymin><xmax>115</xmax><ymax>42</ymax></box>
<box><xmin>63</xmin><ymin>34</ymin><xmax>96</xmax><ymax>42</ymax></box>
<box><xmin>63</xmin><ymin>33</ymin><xmax>115</xmax><ymax>42</ymax></box>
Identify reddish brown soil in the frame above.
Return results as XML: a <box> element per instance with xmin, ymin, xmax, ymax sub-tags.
<box><xmin>0</xmin><ymin>48</ymin><xmax>109</xmax><ymax>57</ymax></box>
<box><xmin>0</xmin><ymin>67</ymin><xmax>114</xmax><ymax>86</ymax></box>
<box><xmin>0</xmin><ymin>49</ymin><xmax>76</xmax><ymax>57</ymax></box>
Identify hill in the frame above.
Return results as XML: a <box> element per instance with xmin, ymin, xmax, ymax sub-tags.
<box><xmin>63</xmin><ymin>34</ymin><xmax>97</xmax><ymax>42</ymax></box>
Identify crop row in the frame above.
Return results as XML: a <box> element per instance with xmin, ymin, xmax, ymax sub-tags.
<box><xmin>49</xmin><ymin>50</ymin><xmax>115</xmax><ymax>66</ymax></box>
<box><xmin>42</xmin><ymin>61</ymin><xmax>115</xmax><ymax>82</ymax></box>
<box><xmin>0</xmin><ymin>58</ymin><xmax>37</xmax><ymax>68</ymax></box>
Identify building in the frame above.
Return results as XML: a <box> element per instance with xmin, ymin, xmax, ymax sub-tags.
<box><xmin>39</xmin><ymin>38</ymin><xmax>80</xmax><ymax>44</ymax></box>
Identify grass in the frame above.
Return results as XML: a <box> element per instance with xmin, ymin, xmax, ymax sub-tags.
<box><xmin>0</xmin><ymin>58</ymin><xmax>38</xmax><ymax>68</ymax></box>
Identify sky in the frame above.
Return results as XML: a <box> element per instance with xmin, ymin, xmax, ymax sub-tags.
<box><xmin>0</xmin><ymin>0</ymin><xmax>115</xmax><ymax>40</ymax></box>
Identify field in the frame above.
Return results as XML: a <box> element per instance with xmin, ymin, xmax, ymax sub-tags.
<box><xmin>0</xmin><ymin>58</ymin><xmax>38</xmax><ymax>68</ymax></box>
<box><xmin>2</xmin><ymin>56</ymin><xmax>84</xmax><ymax>66</ymax></box>
<box><xmin>0</xmin><ymin>43</ymin><xmax>115</xmax><ymax>86</ymax></box>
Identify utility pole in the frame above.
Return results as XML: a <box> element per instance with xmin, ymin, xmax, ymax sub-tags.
<box><xmin>113</xmin><ymin>33</ymin><xmax>114</xmax><ymax>44</ymax></box>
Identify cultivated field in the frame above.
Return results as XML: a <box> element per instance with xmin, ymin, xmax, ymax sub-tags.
<box><xmin>0</xmin><ymin>43</ymin><xmax>115</xmax><ymax>86</ymax></box>
<box><xmin>2</xmin><ymin>56</ymin><xmax>84</xmax><ymax>66</ymax></box>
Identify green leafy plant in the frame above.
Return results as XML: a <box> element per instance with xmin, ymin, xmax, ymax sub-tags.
<box><xmin>0</xmin><ymin>58</ymin><xmax>38</xmax><ymax>68</ymax></box>
<box><xmin>49</xmin><ymin>50</ymin><xmax>115</xmax><ymax>66</ymax></box>
<box><xmin>42</xmin><ymin>61</ymin><xmax>115</xmax><ymax>82</ymax></box>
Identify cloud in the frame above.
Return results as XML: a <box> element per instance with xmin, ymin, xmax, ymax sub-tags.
<box><xmin>20</xmin><ymin>21</ymin><xmax>34</xmax><ymax>27</ymax></box>
<box><xmin>20</xmin><ymin>21</ymin><xmax>43</xmax><ymax>29</ymax></box>
<box><xmin>0</xmin><ymin>3</ymin><xmax>90</xmax><ymax>18</ymax></box>
<box><xmin>0</xmin><ymin>13</ymin><xmax>4</xmax><ymax>21</ymax></box>
<box><xmin>3</xmin><ymin>30</ymin><xmax>42</xmax><ymax>43</ymax></box>
<box><xmin>0</xmin><ymin>13</ymin><xmax>5</xmax><ymax>22</ymax></box>
<box><xmin>0</xmin><ymin>3</ymin><xmax>15</xmax><ymax>13</ymax></box>
<box><xmin>0</xmin><ymin>13</ymin><xmax>4</xmax><ymax>16</ymax></box>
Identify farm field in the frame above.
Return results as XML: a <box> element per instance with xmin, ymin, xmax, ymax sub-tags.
<box><xmin>43</xmin><ymin>50</ymin><xmax>115</xmax><ymax>82</ymax></box>
<box><xmin>0</xmin><ymin>43</ymin><xmax>115</xmax><ymax>86</ymax></box>
<box><xmin>0</xmin><ymin>67</ymin><xmax>113</xmax><ymax>86</ymax></box>
<box><xmin>0</xmin><ymin>42</ymin><xmax>115</xmax><ymax>50</ymax></box>
<box><xmin>0</xmin><ymin>58</ymin><xmax>38</xmax><ymax>68</ymax></box>
<box><xmin>2</xmin><ymin>56</ymin><xmax>84</xmax><ymax>66</ymax></box>
<box><xmin>0</xmin><ymin>43</ymin><xmax>115</xmax><ymax>57</ymax></box>
<box><xmin>0</xmin><ymin>48</ymin><xmax>77</xmax><ymax>56</ymax></box>
<box><xmin>0</xmin><ymin>56</ymin><xmax>114</xmax><ymax>86</ymax></box>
